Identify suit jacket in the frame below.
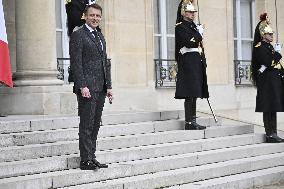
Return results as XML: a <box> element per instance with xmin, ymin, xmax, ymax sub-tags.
<box><xmin>69</xmin><ymin>25</ymin><xmax>112</xmax><ymax>93</ymax></box>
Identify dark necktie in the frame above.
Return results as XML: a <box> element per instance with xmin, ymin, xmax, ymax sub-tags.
<box><xmin>92</xmin><ymin>30</ymin><xmax>103</xmax><ymax>50</ymax></box>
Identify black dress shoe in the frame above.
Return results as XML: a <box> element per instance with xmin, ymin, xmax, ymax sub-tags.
<box><xmin>186</xmin><ymin>123</ymin><xmax>206</xmax><ymax>130</ymax></box>
<box><xmin>80</xmin><ymin>160</ymin><xmax>98</xmax><ymax>170</ymax></box>
<box><xmin>92</xmin><ymin>159</ymin><xmax>108</xmax><ymax>168</ymax></box>
<box><xmin>266</xmin><ymin>134</ymin><xmax>284</xmax><ymax>143</ymax></box>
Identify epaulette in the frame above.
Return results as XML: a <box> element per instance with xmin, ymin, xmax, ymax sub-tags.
<box><xmin>81</xmin><ymin>13</ymin><xmax>85</xmax><ymax>19</ymax></box>
<box><xmin>175</xmin><ymin>22</ymin><xmax>182</xmax><ymax>27</ymax></box>
<box><xmin>254</xmin><ymin>42</ymin><xmax>261</xmax><ymax>48</ymax></box>
<box><xmin>65</xmin><ymin>0</ymin><xmax>72</xmax><ymax>4</ymax></box>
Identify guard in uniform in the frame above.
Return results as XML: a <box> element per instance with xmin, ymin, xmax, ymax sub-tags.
<box><xmin>175</xmin><ymin>0</ymin><xmax>209</xmax><ymax>130</ymax></box>
<box><xmin>251</xmin><ymin>13</ymin><xmax>284</xmax><ymax>143</ymax></box>
<box><xmin>65</xmin><ymin>0</ymin><xmax>89</xmax><ymax>36</ymax></box>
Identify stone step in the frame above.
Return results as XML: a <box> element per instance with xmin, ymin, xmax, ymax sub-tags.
<box><xmin>0</xmin><ymin>111</ymin><xmax>196</xmax><ymax>134</ymax></box>
<box><xmin>56</xmin><ymin>153</ymin><xmax>284</xmax><ymax>189</ymax></box>
<box><xmin>0</xmin><ymin>125</ymin><xmax>255</xmax><ymax>162</ymax></box>
<box><xmin>0</xmin><ymin>117</ymin><xmax>223</xmax><ymax>147</ymax></box>
<box><xmin>0</xmin><ymin>116</ymin><xmax>79</xmax><ymax>134</ymax></box>
<box><xmin>166</xmin><ymin>166</ymin><xmax>284</xmax><ymax>189</ymax></box>
<box><xmin>0</xmin><ymin>119</ymin><xmax>183</xmax><ymax>147</ymax></box>
<box><xmin>18</xmin><ymin>152</ymin><xmax>283</xmax><ymax>189</ymax></box>
<box><xmin>0</xmin><ymin>134</ymin><xmax>269</xmax><ymax>178</ymax></box>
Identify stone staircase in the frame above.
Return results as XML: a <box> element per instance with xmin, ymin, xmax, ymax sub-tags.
<box><xmin>0</xmin><ymin>111</ymin><xmax>283</xmax><ymax>189</ymax></box>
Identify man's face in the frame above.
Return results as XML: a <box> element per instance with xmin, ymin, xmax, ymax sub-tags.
<box><xmin>264</xmin><ymin>33</ymin><xmax>273</xmax><ymax>43</ymax></box>
<box><xmin>184</xmin><ymin>11</ymin><xmax>195</xmax><ymax>21</ymax></box>
<box><xmin>85</xmin><ymin>7</ymin><xmax>102</xmax><ymax>29</ymax></box>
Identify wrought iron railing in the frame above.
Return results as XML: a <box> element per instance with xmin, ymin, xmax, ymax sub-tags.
<box><xmin>234</xmin><ymin>60</ymin><xmax>253</xmax><ymax>86</ymax></box>
<box><xmin>57</xmin><ymin>58</ymin><xmax>71</xmax><ymax>84</ymax></box>
<box><xmin>154</xmin><ymin>59</ymin><xmax>177</xmax><ymax>88</ymax></box>
<box><xmin>57</xmin><ymin>58</ymin><xmax>112</xmax><ymax>84</ymax></box>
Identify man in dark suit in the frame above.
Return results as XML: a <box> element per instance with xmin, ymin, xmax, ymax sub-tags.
<box><xmin>69</xmin><ymin>3</ymin><xmax>113</xmax><ymax>170</ymax></box>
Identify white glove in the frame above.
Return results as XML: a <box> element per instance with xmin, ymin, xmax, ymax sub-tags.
<box><xmin>258</xmin><ymin>65</ymin><xmax>267</xmax><ymax>73</ymax></box>
<box><xmin>196</xmin><ymin>24</ymin><xmax>204</xmax><ymax>37</ymax></box>
<box><xmin>274</xmin><ymin>43</ymin><xmax>282</xmax><ymax>53</ymax></box>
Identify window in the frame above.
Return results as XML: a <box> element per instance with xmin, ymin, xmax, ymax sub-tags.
<box><xmin>55</xmin><ymin>1</ymin><xmax>70</xmax><ymax>84</ymax></box>
<box><xmin>233</xmin><ymin>0</ymin><xmax>255</xmax><ymax>85</ymax></box>
<box><xmin>154</xmin><ymin>0</ymin><xmax>180</xmax><ymax>88</ymax></box>
<box><xmin>154</xmin><ymin>0</ymin><xmax>180</xmax><ymax>60</ymax></box>
<box><xmin>55</xmin><ymin>0</ymin><xmax>69</xmax><ymax>59</ymax></box>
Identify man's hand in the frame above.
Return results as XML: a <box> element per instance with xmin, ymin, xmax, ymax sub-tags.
<box><xmin>107</xmin><ymin>89</ymin><xmax>113</xmax><ymax>104</ymax></box>
<box><xmin>81</xmin><ymin>87</ymin><xmax>91</xmax><ymax>98</ymax></box>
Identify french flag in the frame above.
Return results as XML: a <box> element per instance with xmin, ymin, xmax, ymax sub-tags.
<box><xmin>0</xmin><ymin>0</ymin><xmax>13</xmax><ymax>87</ymax></box>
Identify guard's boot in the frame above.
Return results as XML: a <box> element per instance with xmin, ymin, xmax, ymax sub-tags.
<box><xmin>191</xmin><ymin>98</ymin><xmax>206</xmax><ymax>130</ymax></box>
<box><xmin>189</xmin><ymin>116</ymin><xmax>206</xmax><ymax>130</ymax></box>
<box><xmin>266</xmin><ymin>134</ymin><xmax>284</xmax><ymax>143</ymax></box>
<box><xmin>263</xmin><ymin>112</ymin><xmax>273</xmax><ymax>137</ymax></box>
<box><xmin>264</xmin><ymin>112</ymin><xmax>283</xmax><ymax>143</ymax></box>
<box><xmin>185</xmin><ymin>98</ymin><xmax>206</xmax><ymax>130</ymax></box>
<box><xmin>184</xmin><ymin>98</ymin><xmax>193</xmax><ymax>130</ymax></box>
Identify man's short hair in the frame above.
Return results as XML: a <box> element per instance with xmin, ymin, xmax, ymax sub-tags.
<box><xmin>84</xmin><ymin>4</ymin><xmax>103</xmax><ymax>15</ymax></box>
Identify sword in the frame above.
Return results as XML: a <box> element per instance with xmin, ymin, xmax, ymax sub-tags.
<box><xmin>274</xmin><ymin>0</ymin><xmax>282</xmax><ymax>54</ymax></box>
<box><xmin>196</xmin><ymin>0</ymin><xmax>201</xmax><ymax>24</ymax></box>
<box><xmin>196</xmin><ymin>0</ymin><xmax>218</xmax><ymax>123</ymax></box>
<box><xmin>275</xmin><ymin>0</ymin><xmax>279</xmax><ymax>43</ymax></box>
<box><xmin>207</xmin><ymin>98</ymin><xmax>218</xmax><ymax>123</ymax></box>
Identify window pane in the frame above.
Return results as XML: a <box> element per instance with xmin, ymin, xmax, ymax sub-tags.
<box><xmin>240</xmin><ymin>0</ymin><xmax>252</xmax><ymax>38</ymax></box>
<box><xmin>167</xmin><ymin>37</ymin><xmax>175</xmax><ymax>59</ymax></box>
<box><xmin>233</xmin><ymin>0</ymin><xmax>237</xmax><ymax>38</ymax></box>
<box><xmin>55</xmin><ymin>0</ymin><xmax>62</xmax><ymax>29</ymax></box>
<box><xmin>154</xmin><ymin>0</ymin><xmax>161</xmax><ymax>34</ymax></box>
<box><xmin>166</xmin><ymin>0</ymin><xmax>180</xmax><ymax>34</ymax></box>
<box><xmin>154</xmin><ymin>0</ymin><xmax>160</xmax><ymax>34</ymax></box>
<box><xmin>56</xmin><ymin>31</ymin><xmax>63</xmax><ymax>58</ymax></box>
<box><xmin>234</xmin><ymin>40</ymin><xmax>238</xmax><ymax>60</ymax></box>
<box><xmin>155</xmin><ymin>36</ymin><xmax>161</xmax><ymax>59</ymax></box>
<box><xmin>241</xmin><ymin>41</ymin><xmax>252</xmax><ymax>60</ymax></box>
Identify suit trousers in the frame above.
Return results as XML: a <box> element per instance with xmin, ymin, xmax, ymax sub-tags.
<box><xmin>77</xmin><ymin>91</ymin><xmax>106</xmax><ymax>161</ymax></box>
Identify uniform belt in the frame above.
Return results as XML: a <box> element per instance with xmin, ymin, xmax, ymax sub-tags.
<box><xmin>179</xmin><ymin>47</ymin><xmax>201</xmax><ymax>55</ymax></box>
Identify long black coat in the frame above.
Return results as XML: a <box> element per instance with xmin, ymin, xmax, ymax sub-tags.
<box><xmin>65</xmin><ymin>0</ymin><xmax>88</xmax><ymax>36</ymax></box>
<box><xmin>175</xmin><ymin>20</ymin><xmax>209</xmax><ymax>99</ymax></box>
<box><xmin>252</xmin><ymin>41</ymin><xmax>284</xmax><ymax>112</ymax></box>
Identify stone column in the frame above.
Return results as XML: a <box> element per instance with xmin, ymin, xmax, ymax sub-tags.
<box><xmin>14</xmin><ymin>0</ymin><xmax>63</xmax><ymax>86</ymax></box>
<box><xmin>0</xmin><ymin>0</ymin><xmax>77</xmax><ymax>115</ymax></box>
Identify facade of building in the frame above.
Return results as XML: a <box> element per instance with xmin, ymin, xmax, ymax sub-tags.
<box><xmin>1</xmin><ymin>0</ymin><xmax>284</xmax><ymax>120</ymax></box>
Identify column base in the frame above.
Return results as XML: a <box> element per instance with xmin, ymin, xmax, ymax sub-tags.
<box><xmin>13</xmin><ymin>71</ymin><xmax>64</xmax><ymax>86</ymax></box>
<box><xmin>14</xmin><ymin>79</ymin><xmax>64</xmax><ymax>86</ymax></box>
<box><xmin>0</xmin><ymin>85</ymin><xmax>77</xmax><ymax>115</ymax></box>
